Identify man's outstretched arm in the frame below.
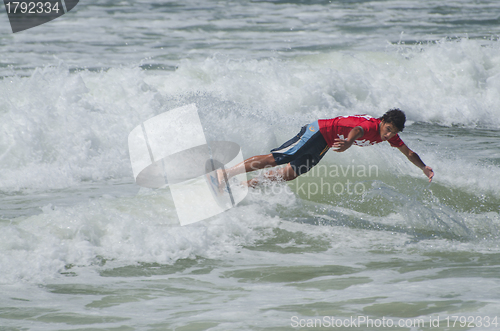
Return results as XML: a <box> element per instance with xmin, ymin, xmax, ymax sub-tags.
<box><xmin>398</xmin><ymin>144</ymin><xmax>434</xmax><ymax>182</ymax></box>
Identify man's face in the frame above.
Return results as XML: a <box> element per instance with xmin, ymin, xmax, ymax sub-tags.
<box><xmin>380</xmin><ymin>121</ymin><xmax>399</xmax><ymax>141</ymax></box>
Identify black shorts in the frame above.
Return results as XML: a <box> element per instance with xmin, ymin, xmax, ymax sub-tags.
<box><xmin>271</xmin><ymin>121</ymin><xmax>329</xmax><ymax>176</ymax></box>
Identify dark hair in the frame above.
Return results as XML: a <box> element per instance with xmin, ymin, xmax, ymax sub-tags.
<box><xmin>380</xmin><ymin>108</ymin><xmax>406</xmax><ymax>132</ymax></box>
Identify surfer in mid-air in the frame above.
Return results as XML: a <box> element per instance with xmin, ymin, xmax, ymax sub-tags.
<box><xmin>218</xmin><ymin>109</ymin><xmax>434</xmax><ymax>187</ymax></box>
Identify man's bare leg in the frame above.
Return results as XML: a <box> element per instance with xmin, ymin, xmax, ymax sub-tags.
<box><xmin>220</xmin><ymin>154</ymin><xmax>277</xmax><ymax>179</ymax></box>
<box><xmin>217</xmin><ymin>153</ymin><xmax>298</xmax><ymax>187</ymax></box>
<box><xmin>245</xmin><ymin>162</ymin><xmax>298</xmax><ymax>187</ymax></box>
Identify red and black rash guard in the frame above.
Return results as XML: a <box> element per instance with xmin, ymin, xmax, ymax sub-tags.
<box><xmin>318</xmin><ymin>115</ymin><xmax>405</xmax><ymax>148</ymax></box>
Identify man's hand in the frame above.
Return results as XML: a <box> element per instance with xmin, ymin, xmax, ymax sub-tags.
<box><xmin>332</xmin><ymin>138</ymin><xmax>353</xmax><ymax>152</ymax></box>
<box><xmin>333</xmin><ymin>126</ymin><xmax>364</xmax><ymax>152</ymax></box>
<box><xmin>423</xmin><ymin>166</ymin><xmax>434</xmax><ymax>182</ymax></box>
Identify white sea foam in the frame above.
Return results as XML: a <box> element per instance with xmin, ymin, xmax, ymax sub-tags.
<box><xmin>1</xmin><ymin>39</ymin><xmax>499</xmax><ymax>197</ymax></box>
<box><xmin>0</xmin><ymin>39</ymin><xmax>499</xmax><ymax>286</ymax></box>
<box><xmin>0</xmin><ymin>189</ymin><xmax>285</xmax><ymax>283</ymax></box>
<box><xmin>2</xmin><ymin>1</ymin><xmax>500</xmax><ymax>329</ymax></box>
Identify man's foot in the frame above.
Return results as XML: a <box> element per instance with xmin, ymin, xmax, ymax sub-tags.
<box><xmin>206</xmin><ymin>169</ymin><xmax>226</xmax><ymax>197</ymax></box>
<box><xmin>215</xmin><ymin>168</ymin><xmax>230</xmax><ymax>194</ymax></box>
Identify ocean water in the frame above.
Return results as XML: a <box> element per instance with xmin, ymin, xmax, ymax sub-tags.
<box><xmin>1</xmin><ymin>1</ymin><xmax>500</xmax><ymax>330</ymax></box>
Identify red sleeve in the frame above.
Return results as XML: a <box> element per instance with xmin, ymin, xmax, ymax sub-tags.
<box><xmin>388</xmin><ymin>134</ymin><xmax>404</xmax><ymax>147</ymax></box>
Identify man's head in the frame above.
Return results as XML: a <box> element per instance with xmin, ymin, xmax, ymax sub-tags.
<box><xmin>379</xmin><ymin>108</ymin><xmax>406</xmax><ymax>141</ymax></box>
